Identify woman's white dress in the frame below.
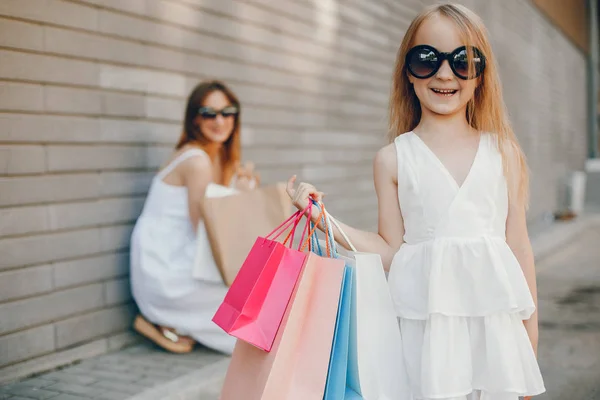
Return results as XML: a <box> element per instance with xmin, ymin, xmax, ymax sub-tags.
<box><xmin>387</xmin><ymin>132</ymin><xmax>545</xmax><ymax>400</ymax></box>
<box><xmin>130</xmin><ymin>149</ymin><xmax>236</xmax><ymax>354</ymax></box>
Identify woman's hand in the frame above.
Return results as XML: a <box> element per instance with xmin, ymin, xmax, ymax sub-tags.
<box><xmin>286</xmin><ymin>175</ymin><xmax>324</xmax><ymax>211</ymax></box>
<box><xmin>234</xmin><ymin>161</ymin><xmax>260</xmax><ymax>191</ymax></box>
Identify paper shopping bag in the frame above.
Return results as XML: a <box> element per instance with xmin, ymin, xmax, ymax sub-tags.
<box><xmin>201</xmin><ymin>183</ymin><xmax>292</xmax><ymax>285</ymax></box>
<box><xmin>212</xmin><ymin>207</ymin><xmax>311</xmax><ymax>351</ymax></box>
<box><xmin>324</xmin><ymin>213</ymin><xmax>412</xmax><ymax>400</ymax></box>
<box><xmin>220</xmin><ymin>252</ymin><xmax>346</xmax><ymax>400</ymax></box>
<box><xmin>351</xmin><ymin>252</ymin><xmax>411</xmax><ymax>399</ymax></box>
<box><xmin>323</xmin><ymin>265</ymin><xmax>363</xmax><ymax>400</ymax></box>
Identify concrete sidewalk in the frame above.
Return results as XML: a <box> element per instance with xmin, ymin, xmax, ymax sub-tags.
<box><xmin>1</xmin><ymin>213</ymin><xmax>599</xmax><ymax>400</ymax></box>
<box><xmin>0</xmin><ymin>344</ymin><xmax>228</xmax><ymax>400</ymax></box>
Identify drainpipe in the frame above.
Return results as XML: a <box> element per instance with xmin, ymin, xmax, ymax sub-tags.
<box><xmin>589</xmin><ymin>0</ymin><xmax>599</xmax><ymax>158</ymax></box>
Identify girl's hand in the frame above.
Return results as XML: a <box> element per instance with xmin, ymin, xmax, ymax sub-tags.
<box><xmin>234</xmin><ymin>162</ymin><xmax>260</xmax><ymax>191</ymax></box>
<box><xmin>286</xmin><ymin>175</ymin><xmax>324</xmax><ymax>211</ymax></box>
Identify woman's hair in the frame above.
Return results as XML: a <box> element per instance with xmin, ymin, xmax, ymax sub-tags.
<box><xmin>389</xmin><ymin>3</ymin><xmax>529</xmax><ymax>205</ymax></box>
<box><xmin>176</xmin><ymin>80</ymin><xmax>241</xmax><ymax>185</ymax></box>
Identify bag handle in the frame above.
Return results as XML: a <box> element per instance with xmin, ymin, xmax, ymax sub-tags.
<box><xmin>310</xmin><ymin>202</ymin><xmax>337</xmax><ymax>258</ymax></box>
<box><xmin>286</xmin><ymin>201</ymin><xmax>313</xmax><ymax>248</ymax></box>
<box><xmin>281</xmin><ymin>201</ymin><xmax>314</xmax><ymax>249</ymax></box>
<box><xmin>280</xmin><ymin>203</ymin><xmax>322</xmax><ymax>251</ymax></box>
<box><xmin>282</xmin><ymin>207</ymin><xmax>311</xmax><ymax>249</ymax></box>
<box><xmin>301</xmin><ymin>202</ymin><xmax>331</xmax><ymax>255</ymax></box>
<box><xmin>312</xmin><ymin>202</ymin><xmax>358</xmax><ymax>254</ymax></box>
<box><xmin>265</xmin><ymin>202</ymin><xmax>312</xmax><ymax>241</ymax></box>
<box><xmin>310</xmin><ymin>202</ymin><xmax>337</xmax><ymax>257</ymax></box>
<box><xmin>326</xmin><ymin>211</ymin><xmax>357</xmax><ymax>252</ymax></box>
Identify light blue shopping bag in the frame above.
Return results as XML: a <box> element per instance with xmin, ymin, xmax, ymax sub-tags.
<box><xmin>323</xmin><ymin>265</ymin><xmax>354</xmax><ymax>399</ymax></box>
<box><xmin>311</xmin><ymin>203</ymin><xmax>363</xmax><ymax>400</ymax></box>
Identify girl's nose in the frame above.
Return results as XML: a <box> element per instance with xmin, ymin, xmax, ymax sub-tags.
<box><xmin>436</xmin><ymin>60</ymin><xmax>454</xmax><ymax>80</ymax></box>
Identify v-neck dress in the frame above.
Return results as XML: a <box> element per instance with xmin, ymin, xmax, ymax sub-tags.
<box><xmin>130</xmin><ymin>149</ymin><xmax>236</xmax><ymax>355</ymax></box>
<box><xmin>387</xmin><ymin>132</ymin><xmax>545</xmax><ymax>400</ymax></box>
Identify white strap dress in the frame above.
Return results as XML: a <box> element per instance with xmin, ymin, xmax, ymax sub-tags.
<box><xmin>388</xmin><ymin>132</ymin><xmax>545</xmax><ymax>400</ymax></box>
<box><xmin>130</xmin><ymin>149</ymin><xmax>236</xmax><ymax>354</ymax></box>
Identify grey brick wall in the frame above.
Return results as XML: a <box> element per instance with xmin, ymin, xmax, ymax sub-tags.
<box><xmin>468</xmin><ymin>0</ymin><xmax>588</xmax><ymax>216</ymax></box>
<box><xmin>0</xmin><ymin>0</ymin><xmax>587</xmax><ymax>380</ymax></box>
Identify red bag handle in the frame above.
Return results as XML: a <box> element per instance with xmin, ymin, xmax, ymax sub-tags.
<box><xmin>300</xmin><ymin>204</ymin><xmax>331</xmax><ymax>256</ymax></box>
<box><xmin>282</xmin><ymin>202</ymin><xmax>315</xmax><ymax>249</ymax></box>
<box><xmin>284</xmin><ymin>202</ymin><xmax>312</xmax><ymax>248</ymax></box>
<box><xmin>265</xmin><ymin>202</ymin><xmax>312</xmax><ymax>241</ymax></box>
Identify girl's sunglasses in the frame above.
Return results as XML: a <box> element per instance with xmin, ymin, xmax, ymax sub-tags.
<box><xmin>406</xmin><ymin>45</ymin><xmax>486</xmax><ymax>80</ymax></box>
<box><xmin>198</xmin><ymin>106</ymin><xmax>239</xmax><ymax>119</ymax></box>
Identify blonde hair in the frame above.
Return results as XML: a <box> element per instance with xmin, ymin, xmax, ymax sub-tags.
<box><xmin>389</xmin><ymin>3</ymin><xmax>529</xmax><ymax>205</ymax></box>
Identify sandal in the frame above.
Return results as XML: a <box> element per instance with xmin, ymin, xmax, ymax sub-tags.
<box><xmin>133</xmin><ymin>314</ymin><xmax>195</xmax><ymax>353</ymax></box>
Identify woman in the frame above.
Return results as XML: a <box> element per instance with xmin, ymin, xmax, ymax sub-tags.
<box><xmin>130</xmin><ymin>80</ymin><xmax>258</xmax><ymax>354</ymax></box>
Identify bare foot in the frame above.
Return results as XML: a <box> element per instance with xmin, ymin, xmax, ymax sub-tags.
<box><xmin>159</xmin><ymin>326</ymin><xmax>196</xmax><ymax>347</ymax></box>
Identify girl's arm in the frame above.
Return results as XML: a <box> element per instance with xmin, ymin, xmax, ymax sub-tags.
<box><xmin>287</xmin><ymin>143</ymin><xmax>405</xmax><ymax>270</ymax></box>
<box><xmin>506</xmin><ymin>198</ymin><xmax>539</xmax><ymax>356</ymax></box>
<box><xmin>504</xmin><ymin>141</ymin><xmax>539</xmax><ymax>356</ymax></box>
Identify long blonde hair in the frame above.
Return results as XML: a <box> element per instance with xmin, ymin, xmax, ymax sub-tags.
<box><xmin>389</xmin><ymin>3</ymin><xmax>529</xmax><ymax>205</ymax></box>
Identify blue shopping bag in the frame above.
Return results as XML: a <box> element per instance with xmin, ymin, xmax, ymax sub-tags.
<box><xmin>323</xmin><ymin>265</ymin><xmax>353</xmax><ymax>399</ymax></box>
<box><xmin>345</xmin><ymin>263</ymin><xmax>362</xmax><ymax>400</ymax></box>
<box><xmin>311</xmin><ymin>204</ymin><xmax>363</xmax><ymax>400</ymax></box>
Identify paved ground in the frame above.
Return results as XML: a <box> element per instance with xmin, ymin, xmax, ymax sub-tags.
<box><xmin>0</xmin><ymin>344</ymin><xmax>227</xmax><ymax>400</ymax></box>
<box><xmin>1</xmin><ymin>216</ymin><xmax>600</xmax><ymax>400</ymax></box>
<box><xmin>535</xmin><ymin>225</ymin><xmax>600</xmax><ymax>400</ymax></box>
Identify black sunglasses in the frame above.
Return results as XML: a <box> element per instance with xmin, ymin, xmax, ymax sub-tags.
<box><xmin>406</xmin><ymin>45</ymin><xmax>486</xmax><ymax>80</ymax></box>
<box><xmin>198</xmin><ymin>106</ymin><xmax>239</xmax><ymax>119</ymax></box>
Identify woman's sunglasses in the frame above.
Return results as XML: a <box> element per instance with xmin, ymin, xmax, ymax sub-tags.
<box><xmin>406</xmin><ymin>45</ymin><xmax>486</xmax><ymax>80</ymax></box>
<box><xmin>198</xmin><ymin>106</ymin><xmax>239</xmax><ymax>119</ymax></box>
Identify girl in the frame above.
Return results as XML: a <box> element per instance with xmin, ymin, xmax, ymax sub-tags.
<box><xmin>287</xmin><ymin>4</ymin><xmax>545</xmax><ymax>400</ymax></box>
<box><xmin>131</xmin><ymin>80</ymin><xmax>259</xmax><ymax>355</ymax></box>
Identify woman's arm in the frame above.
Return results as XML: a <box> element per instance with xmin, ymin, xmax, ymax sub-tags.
<box><xmin>182</xmin><ymin>155</ymin><xmax>213</xmax><ymax>232</ymax></box>
<box><xmin>287</xmin><ymin>143</ymin><xmax>405</xmax><ymax>270</ymax></box>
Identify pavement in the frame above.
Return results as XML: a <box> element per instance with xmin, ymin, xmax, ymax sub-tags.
<box><xmin>0</xmin><ymin>344</ymin><xmax>227</xmax><ymax>400</ymax></box>
<box><xmin>535</xmin><ymin>222</ymin><xmax>600</xmax><ymax>400</ymax></box>
<box><xmin>1</xmin><ymin>213</ymin><xmax>599</xmax><ymax>400</ymax></box>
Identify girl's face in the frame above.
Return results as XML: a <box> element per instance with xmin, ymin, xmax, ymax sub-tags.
<box><xmin>408</xmin><ymin>14</ymin><xmax>479</xmax><ymax>118</ymax></box>
<box><xmin>195</xmin><ymin>90</ymin><xmax>237</xmax><ymax>144</ymax></box>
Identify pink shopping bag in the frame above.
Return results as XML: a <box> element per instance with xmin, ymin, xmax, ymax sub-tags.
<box><xmin>212</xmin><ymin>204</ymin><xmax>313</xmax><ymax>351</ymax></box>
<box><xmin>220</xmin><ymin>251</ymin><xmax>346</xmax><ymax>400</ymax></box>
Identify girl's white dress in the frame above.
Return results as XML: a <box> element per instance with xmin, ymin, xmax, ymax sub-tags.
<box><xmin>388</xmin><ymin>132</ymin><xmax>545</xmax><ymax>400</ymax></box>
<box><xmin>130</xmin><ymin>149</ymin><xmax>236</xmax><ymax>355</ymax></box>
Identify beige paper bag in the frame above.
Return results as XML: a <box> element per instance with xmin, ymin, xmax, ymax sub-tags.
<box><xmin>201</xmin><ymin>183</ymin><xmax>292</xmax><ymax>286</ymax></box>
<box><xmin>219</xmin><ymin>252</ymin><xmax>346</xmax><ymax>400</ymax></box>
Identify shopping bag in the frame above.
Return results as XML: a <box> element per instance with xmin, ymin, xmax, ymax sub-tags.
<box><xmin>211</xmin><ymin>204</ymin><xmax>313</xmax><ymax>352</ymax></box>
<box><xmin>351</xmin><ymin>252</ymin><xmax>411</xmax><ymax>399</ymax></box>
<box><xmin>324</xmin><ymin>265</ymin><xmax>363</xmax><ymax>400</ymax></box>
<box><xmin>321</xmin><ymin>205</ymin><xmax>412</xmax><ymax>399</ymax></box>
<box><xmin>200</xmin><ymin>183</ymin><xmax>292</xmax><ymax>285</ymax></box>
<box><xmin>192</xmin><ymin>183</ymin><xmax>238</xmax><ymax>283</ymax></box>
<box><xmin>220</xmin><ymin>251</ymin><xmax>346</xmax><ymax>400</ymax></box>
<box><xmin>310</xmin><ymin>205</ymin><xmax>363</xmax><ymax>400</ymax></box>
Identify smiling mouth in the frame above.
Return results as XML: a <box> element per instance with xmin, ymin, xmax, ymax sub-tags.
<box><xmin>431</xmin><ymin>88</ymin><xmax>458</xmax><ymax>96</ymax></box>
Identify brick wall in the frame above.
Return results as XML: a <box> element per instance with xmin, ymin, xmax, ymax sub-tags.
<box><xmin>467</xmin><ymin>0</ymin><xmax>588</xmax><ymax>217</ymax></box>
<box><xmin>0</xmin><ymin>0</ymin><xmax>587</xmax><ymax>380</ymax></box>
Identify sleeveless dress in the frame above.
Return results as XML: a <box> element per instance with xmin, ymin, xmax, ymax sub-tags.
<box><xmin>130</xmin><ymin>149</ymin><xmax>236</xmax><ymax>354</ymax></box>
<box><xmin>387</xmin><ymin>132</ymin><xmax>545</xmax><ymax>400</ymax></box>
